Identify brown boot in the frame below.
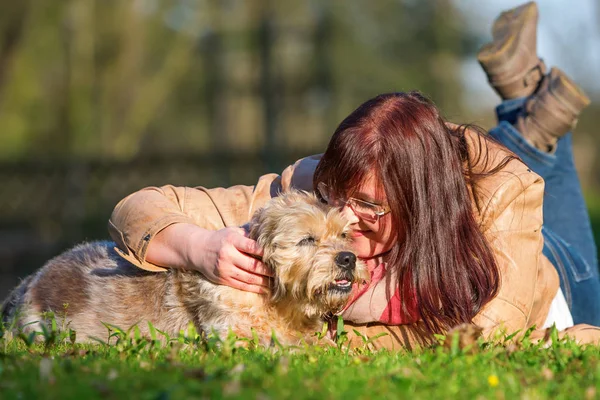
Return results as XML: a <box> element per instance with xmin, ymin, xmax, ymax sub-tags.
<box><xmin>517</xmin><ymin>67</ymin><xmax>591</xmax><ymax>152</ymax></box>
<box><xmin>478</xmin><ymin>2</ymin><xmax>546</xmax><ymax>100</ymax></box>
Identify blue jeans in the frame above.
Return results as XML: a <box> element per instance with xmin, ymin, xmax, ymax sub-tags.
<box><xmin>489</xmin><ymin>97</ymin><xmax>600</xmax><ymax>326</ymax></box>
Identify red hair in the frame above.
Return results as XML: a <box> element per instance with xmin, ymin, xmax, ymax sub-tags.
<box><xmin>314</xmin><ymin>92</ymin><xmax>513</xmax><ymax>335</ymax></box>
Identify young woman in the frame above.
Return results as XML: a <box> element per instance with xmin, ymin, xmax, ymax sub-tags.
<box><xmin>108</xmin><ymin>2</ymin><xmax>600</xmax><ymax>348</ymax></box>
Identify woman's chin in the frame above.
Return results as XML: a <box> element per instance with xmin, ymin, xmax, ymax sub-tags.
<box><xmin>352</xmin><ymin>237</ymin><xmax>388</xmax><ymax>259</ymax></box>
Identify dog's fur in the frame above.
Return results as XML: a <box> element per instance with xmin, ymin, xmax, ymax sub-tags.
<box><xmin>1</xmin><ymin>192</ymin><xmax>367</xmax><ymax>345</ymax></box>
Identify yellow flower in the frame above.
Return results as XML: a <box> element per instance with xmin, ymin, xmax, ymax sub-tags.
<box><xmin>487</xmin><ymin>374</ymin><xmax>499</xmax><ymax>387</ymax></box>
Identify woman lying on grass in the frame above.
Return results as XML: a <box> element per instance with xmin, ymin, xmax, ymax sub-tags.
<box><xmin>109</xmin><ymin>2</ymin><xmax>600</xmax><ymax>348</ymax></box>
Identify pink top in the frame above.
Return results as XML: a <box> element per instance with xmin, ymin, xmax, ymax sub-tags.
<box><xmin>342</xmin><ymin>258</ymin><xmax>420</xmax><ymax>324</ymax></box>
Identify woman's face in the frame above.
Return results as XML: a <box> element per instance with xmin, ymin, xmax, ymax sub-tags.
<box><xmin>335</xmin><ymin>173</ymin><xmax>396</xmax><ymax>259</ymax></box>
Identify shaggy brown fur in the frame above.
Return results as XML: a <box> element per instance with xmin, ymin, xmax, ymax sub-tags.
<box><xmin>1</xmin><ymin>192</ymin><xmax>367</xmax><ymax>345</ymax></box>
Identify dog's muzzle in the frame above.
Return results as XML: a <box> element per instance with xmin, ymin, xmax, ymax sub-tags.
<box><xmin>329</xmin><ymin>251</ymin><xmax>357</xmax><ymax>293</ymax></box>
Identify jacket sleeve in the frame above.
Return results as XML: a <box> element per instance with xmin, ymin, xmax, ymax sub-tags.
<box><xmin>107</xmin><ymin>155</ymin><xmax>322</xmax><ymax>272</ymax></box>
<box><xmin>472</xmin><ymin>168</ymin><xmax>556</xmax><ymax>338</ymax></box>
<box><xmin>345</xmin><ymin>321</ymin><xmax>431</xmax><ymax>351</ymax></box>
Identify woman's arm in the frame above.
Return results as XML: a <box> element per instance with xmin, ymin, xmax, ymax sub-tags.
<box><xmin>108</xmin><ymin>176</ymin><xmax>280</xmax><ymax>292</ymax></box>
<box><xmin>107</xmin><ymin>155</ymin><xmax>322</xmax><ymax>291</ymax></box>
<box><xmin>146</xmin><ymin>223</ymin><xmax>269</xmax><ymax>293</ymax></box>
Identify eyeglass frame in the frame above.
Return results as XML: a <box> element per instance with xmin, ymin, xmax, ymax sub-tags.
<box><xmin>316</xmin><ymin>182</ymin><xmax>391</xmax><ymax>221</ymax></box>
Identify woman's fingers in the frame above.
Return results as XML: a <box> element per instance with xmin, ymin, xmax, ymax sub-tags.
<box><xmin>224</xmin><ymin>265</ymin><xmax>271</xmax><ymax>292</ymax></box>
<box><xmin>230</xmin><ymin>248</ymin><xmax>272</xmax><ymax>277</ymax></box>
<box><xmin>227</xmin><ymin>277</ymin><xmax>269</xmax><ymax>294</ymax></box>
<box><xmin>231</xmin><ymin>229</ymin><xmax>264</xmax><ymax>258</ymax></box>
<box><xmin>232</xmin><ymin>262</ymin><xmax>270</xmax><ymax>286</ymax></box>
<box><xmin>226</xmin><ymin>228</ymin><xmax>271</xmax><ymax>276</ymax></box>
<box><xmin>193</xmin><ymin>226</ymin><xmax>271</xmax><ymax>293</ymax></box>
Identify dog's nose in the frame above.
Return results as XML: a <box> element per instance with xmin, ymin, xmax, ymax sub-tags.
<box><xmin>335</xmin><ymin>251</ymin><xmax>356</xmax><ymax>271</ymax></box>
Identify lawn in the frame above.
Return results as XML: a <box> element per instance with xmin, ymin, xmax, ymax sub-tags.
<box><xmin>0</xmin><ymin>321</ymin><xmax>598</xmax><ymax>400</ymax></box>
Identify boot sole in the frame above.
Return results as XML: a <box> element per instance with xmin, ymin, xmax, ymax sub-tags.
<box><xmin>477</xmin><ymin>2</ymin><xmax>538</xmax><ymax>71</ymax></box>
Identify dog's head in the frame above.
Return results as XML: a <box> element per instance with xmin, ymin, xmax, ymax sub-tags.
<box><xmin>248</xmin><ymin>191</ymin><xmax>368</xmax><ymax>318</ymax></box>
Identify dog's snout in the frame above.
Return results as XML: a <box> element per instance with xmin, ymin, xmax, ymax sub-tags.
<box><xmin>335</xmin><ymin>251</ymin><xmax>356</xmax><ymax>271</ymax></box>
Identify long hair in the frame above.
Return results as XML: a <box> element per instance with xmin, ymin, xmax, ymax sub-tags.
<box><xmin>314</xmin><ymin>92</ymin><xmax>514</xmax><ymax>335</ymax></box>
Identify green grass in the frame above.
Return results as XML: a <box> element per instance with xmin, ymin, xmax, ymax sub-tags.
<box><xmin>1</xmin><ymin>321</ymin><xmax>599</xmax><ymax>399</ymax></box>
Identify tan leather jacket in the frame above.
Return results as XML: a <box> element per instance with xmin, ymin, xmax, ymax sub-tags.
<box><xmin>108</xmin><ymin>128</ymin><xmax>561</xmax><ymax>347</ymax></box>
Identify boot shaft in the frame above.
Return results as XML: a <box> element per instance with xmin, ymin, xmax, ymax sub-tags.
<box><xmin>518</xmin><ymin>67</ymin><xmax>591</xmax><ymax>152</ymax></box>
<box><xmin>477</xmin><ymin>2</ymin><xmax>543</xmax><ymax>100</ymax></box>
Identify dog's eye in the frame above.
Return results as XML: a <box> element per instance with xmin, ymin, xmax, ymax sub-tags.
<box><xmin>298</xmin><ymin>237</ymin><xmax>316</xmax><ymax>246</ymax></box>
<box><xmin>341</xmin><ymin>232</ymin><xmax>348</xmax><ymax>239</ymax></box>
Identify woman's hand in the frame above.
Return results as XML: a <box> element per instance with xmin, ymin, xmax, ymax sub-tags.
<box><xmin>146</xmin><ymin>224</ymin><xmax>271</xmax><ymax>294</ymax></box>
<box><xmin>190</xmin><ymin>226</ymin><xmax>271</xmax><ymax>293</ymax></box>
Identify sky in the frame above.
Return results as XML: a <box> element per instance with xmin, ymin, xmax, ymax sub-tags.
<box><xmin>454</xmin><ymin>0</ymin><xmax>600</xmax><ymax>110</ymax></box>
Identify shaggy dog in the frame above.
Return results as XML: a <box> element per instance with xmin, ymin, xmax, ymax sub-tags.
<box><xmin>1</xmin><ymin>191</ymin><xmax>367</xmax><ymax>345</ymax></box>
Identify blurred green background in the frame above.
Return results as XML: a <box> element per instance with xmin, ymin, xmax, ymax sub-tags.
<box><xmin>1</xmin><ymin>0</ymin><xmax>600</xmax><ymax>298</ymax></box>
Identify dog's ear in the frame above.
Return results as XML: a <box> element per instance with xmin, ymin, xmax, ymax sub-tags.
<box><xmin>269</xmin><ymin>272</ymin><xmax>287</xmax><ymax>303</ymax></box>
<box><xmin>249</xmin><ymin>191</ymin><xmax>320</xmax><ymax>242</ymax></box>
<box><xmin>248</xmin><ymin>203</ymin><xmax>275</xmax><ymax>244</ymax></box>
<box><xmin>247</xmin><ymin>209</ymin><xmax>262</xmax><ymax>242</ymax></box>
<box><xmin>248</xmin><ymin>198</ymin><xmax>283</xmax><ymax>248</ymax></box>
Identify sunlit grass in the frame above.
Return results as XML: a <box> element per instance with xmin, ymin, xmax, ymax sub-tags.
<box><xmin>1</xmin><ymin>317</ymin><xmax>599</xmax><ymax>399</ymax></box>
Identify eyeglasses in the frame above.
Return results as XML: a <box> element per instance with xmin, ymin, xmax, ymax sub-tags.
<box><xmin>316</xmin><ymin>182</ymin><xmax>391</xmax><ymax>221</ymax></box>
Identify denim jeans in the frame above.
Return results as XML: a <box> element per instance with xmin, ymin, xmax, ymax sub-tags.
<box><xmin>489</xmin><ymin>97</ymin><xmax>600</xmax><ymax>326</ymax></box>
